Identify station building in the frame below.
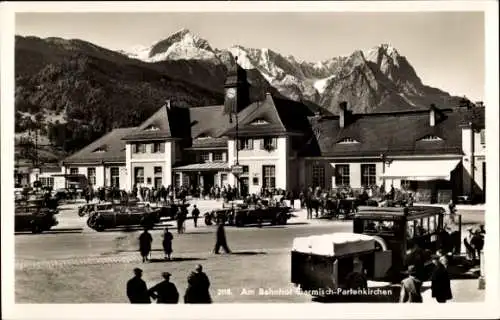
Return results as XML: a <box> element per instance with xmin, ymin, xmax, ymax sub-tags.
<box><xmin>59</xmin><ymin>64</ymin><xmax>486</xmax><ymax>203</ymax></box>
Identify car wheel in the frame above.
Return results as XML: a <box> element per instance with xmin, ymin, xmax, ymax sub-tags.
<box><xmin>235</xmin><ymin>217</ymin><xmax>244</xmax><ymax>227</ymax></box>
<box><xmin>31</xmin><ymin>223</ymin><xmax>42</xmax><ymax>234</ymax></box>
<box><xmin>205</xmin><ymin>215</ymin><xmax>212</xmax><ymax>226</ymax></box>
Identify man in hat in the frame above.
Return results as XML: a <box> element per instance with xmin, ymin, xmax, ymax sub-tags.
<box><xmin>213</xmin><ymin>220</ymin><xmax>231</xmax><ymax>254</ymax></box>
<box><xmin>191</xmin><ymin>205</ymin><xmax>200</xmax><ymax>228</ymax></box>
<box><xmin>184</xmin><ymin>264</ymin><xmax>212</xmax><ymax>304</ymax></box>
<box><xmin>148</xmin><ymin>272</ymin><xmax>179</xmax><ymax>304</ymax></box>
<box><xmin>399</xmin><ymin>265</ymin><xmax>423</xmax><ymax>303</ymax></box>
<box><xmin>126</xmin><ymin>268</ymin><xmax>151</xmax><ymax>304</ymax></box>
<box><xmin>430</xmin><ymin>255</ymin><xmax>453</xmax><ymax>303</ymax></box>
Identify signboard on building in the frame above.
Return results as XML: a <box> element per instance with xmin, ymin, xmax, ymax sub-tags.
<box><xmin>231</xmin><ymin>165</ymin><xmax>244</xmax><ymax>175</ymax></box>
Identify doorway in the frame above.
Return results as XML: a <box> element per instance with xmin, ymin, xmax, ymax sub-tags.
<box><xmin>240</xmin><ymin>177</ymin><xmax>249</xmax><ymax>197</ymax></box>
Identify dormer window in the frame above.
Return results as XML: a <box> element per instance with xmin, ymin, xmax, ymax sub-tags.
<box><xmin>93</xmin><ymin>145</ymin><xmax>107</xmax><ymax>153</ymax></box>
<box><xmin>337</xmin><ymin>138</ymin><xmax>360</xmax><ymax>144</ymax></box>
<box><xmin>419</xmin><ymin>135</ymin><xmax>443</xmax><ymax>142</ymax></box>
<box><xmin>250</xmin><ymin>118</ymin><xmax>269</xmax><ymax>125</ymax></box>
<box><xmin>196</xmin><ymin>133</ymin><xmax>212</xmax><ymax>140</ymax></box>
<box><xmin>145</xmin><ymin>125</ymin><xmax>160</xmax><ymax>131</ymax></box>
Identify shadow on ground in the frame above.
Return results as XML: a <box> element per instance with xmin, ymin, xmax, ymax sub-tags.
<box><xmin>149</xmin><ymin>257</ymin><xmax>206</xmax><ymax>263</ymax></box>
<box><xmin>15</xmin><ymin>228</ymin><xmax>84</xmax><ymax>235</ymax></box>
<box><xmin>228</xmin><ymin>251</ymin><xmax>267</xmax><ymax>256</ymax></box>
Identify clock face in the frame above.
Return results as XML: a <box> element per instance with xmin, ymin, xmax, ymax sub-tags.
<box><xmin>226</xmin><ymin>88</ymin><xmax>236</xmax><ymax>99</ymax></box>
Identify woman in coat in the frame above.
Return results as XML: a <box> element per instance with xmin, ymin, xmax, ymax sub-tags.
<box><xmin>431</xmin><ymin>255</ymin><xmax>453</xmax><ymax>303</ymax></box>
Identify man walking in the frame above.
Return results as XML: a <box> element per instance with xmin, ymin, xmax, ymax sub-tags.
<box><xmin>162</xmin><ymin>227</ymin><xmax>174</xmax><ymax>261</ymax></box>
<box><xmin>126</xmin><ymin>268</ymin><xmax>151</xmax><ymax>304</ymax></box>
<box><xmin>213</xmin><ymin>221</ymin><xmax>231</xmax><ymax>254</ymax></box>
<box><xmin>148</xmin><ymin>272</ymin><xmax>179</xmax><ymax>304</ymax></box>
<box><xmin>430</xmin><ymin>255</ymin><xmax>453</xmax><ymax>303</ymax></box>
<box><xmin>192</xmin><ymin>205</ymin><xmax>200</xmax><ymax>228</ymax></box>
<box><xmin>184</xmin><ymin>265</ymin><xmax>212</xmax><ymax>304</ymax></box>
<box><xmin>139</xmin><ymin>228</ymin><xmax>153</xmax><ymax>263</ymax></box>
<box><xmin>399</xmin><ymin>265</ymin><xmax>423</xmax><ymax>303</ymax></box>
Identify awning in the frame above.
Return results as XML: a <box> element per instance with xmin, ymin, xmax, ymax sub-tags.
<box><xmin>173</xmin><ymin>162</ymin><xmax>230</xmax><ymax>172</ymax></box>
<box><xmin>381</xmin><ymin>159</ymin><xmax>461</xmax><ymax>181</ymax></box>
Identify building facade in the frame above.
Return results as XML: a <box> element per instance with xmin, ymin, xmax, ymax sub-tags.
<box><xmin>58</xmin><ymin>64</ymin><xmax>486</xmax><ymax>203</ymax></box>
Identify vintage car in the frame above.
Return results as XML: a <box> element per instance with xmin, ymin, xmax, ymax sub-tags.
<box><xmin>78</xmin><ymin>202</ymin><xmax>115</xmax><ymax>217</ymax></box>
<box><xmin>291</xmin><ymin>206</ymin><xmax>460</xmax><ymax>298</ymax></box>
<box><xmin>15</xmin><ymin>203</ymin><xmax>59</xmax><ymax>233</ymax></box>
<box><xmin>148</xmin><ymin>201</ymin><xmax>191</xmax><ymax>220</ymax></box>
<box><xmin>86</xmin><ymin>205</ymin><xmax>161</xmax><ymax>232</ymax></box>
<box><xmin>204</xmin><ymin>203</ymin><xmax>292</xmax><ymax>227</ymax></box>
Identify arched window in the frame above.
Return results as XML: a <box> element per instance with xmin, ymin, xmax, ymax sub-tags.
<box><xmin>250</xmin><ymin>118</ymin><xmax>269</xmax><ymax>125</ymax></box>
<box><xmin>145</xmin><ymin>125</ymin><xmax>160</xmax><ymax>131</ymax></box>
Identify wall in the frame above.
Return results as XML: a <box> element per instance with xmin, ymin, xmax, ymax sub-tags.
<box><xmin>461</xmin><ymin>127</ymin><xmax>486</xmax><ymax>198</ymax></box>
<box><xmin>131</xmin><ymin>162</ymin><xmax>165</xmax><ymax>188</ymax></box>
<box><xmin>227</xmin><ymin>137</ymin><xmax>289</xmax><ymax>194</ymax></box>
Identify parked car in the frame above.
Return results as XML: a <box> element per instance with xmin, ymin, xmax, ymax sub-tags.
<box><xmin>78</xmin><ymin>202</ymin><xmax>114</xmax><ymax>217</ymax></box>
<box><xmin>15</xmin><ymin>204</ymin><xmax>59</xmax><ymax>233</ymax></box>
<box><xmin>86</xmin><ymin>205</ymin><xmax>161</xmax><ymax>232</ymax></box>
<box><xmin>148</xmin><ymin>201</ymin><xmax>191</xmax><ymax>220</ymax></box>
<box><xmin>204</xmin><ymin>204</ymin><xmax>292</xmax><ymax>227</ymax></box>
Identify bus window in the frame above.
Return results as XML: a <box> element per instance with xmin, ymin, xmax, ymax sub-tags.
<box><xmin>407</xmin><ymin>221</ymin><xmax>415</xmax><ymax>238</ymax></box>
<box><xmin>363</xmin><ymin>220</ymin><xmax>395</xmax><ymax>234</ymax></box>
<box><xmin>415</xmin><ymin>219</ymin><xmax>427</xmax><ymax>236</ymax></box>
<box><xmin>429</xmin><ymin>215</ymin><xmax>436</xmax><ymax>233</ymax></box>
<box><xmin>422</xmin><ymin>217</ymin><xmax>429</xmax><ymax>234</ymax></box>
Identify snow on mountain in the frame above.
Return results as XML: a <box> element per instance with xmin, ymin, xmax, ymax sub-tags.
<box><xmin>118</xmin><ymin>31</ymin><xmax>458</xmax><ymax>113</ymax></box>
<box><xmin>314</xmin><ymin>75</ymin><xmax>336</xmax><ymax>94</ymax></box>
<box><xmin>121</xmin><ymin>29</ymin><xmax>219</xmax><ymax>63</ymax></box>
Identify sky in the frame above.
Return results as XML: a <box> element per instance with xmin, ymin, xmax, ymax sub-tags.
<box><xmin>16</xmin><ymin>11</ymin><xmax>485</xmax><ymax>101</ymax></box>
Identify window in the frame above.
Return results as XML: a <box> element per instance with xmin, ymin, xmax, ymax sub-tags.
<box><xmin>154</xmin><ymin>166</ymin><xmax>162</xmax><ymax>175</ymax></box>
<box><xmin>152</xmin><ymin>142</ymin><xmax>164</xmax><ymax>153</ymax></box>
<box><xmin>200</xmin><ymin>151</ymin><xmax>210</xmax><ymax>162</ymax></box>
<box><xmin>213</xmin><ymin>151</ymin><xmax>223</xmax><ymax>162</ymax></box>
<box><xmin>220</xmin><ymin>174</ymin><xmax>228</xmax><ymax>185</ymax></box>
<box><xmin>262</xmin><ymin>137</ymin><xmax>277</xmax><ymax>150</ymax></box>
<box><xmin>242</xmin><ymin>165</ymin><xmax>249</xmax><ymax>175</ymax></box>
<box><xmin>361</xmin><ymin>164</ymin><xmax>376</xmax><ymax>187</ymax></box>
<box><xmin>363</xmin><ymin>220</ymin><xmax>395</xmax><ymax>234</ymax></box>
<box><xmin>238</xmin><ymin>138</ymin><xmax>253</xmax><ymax>150</ymax></box>
<box><xmin>145</xmin><ymin>125</ymin><xmax>159</xmax><ymax>131</ymax></box>
<box><xmin>39</xmin><ymin>177</ymin><xmax>54</xmax><ymax>188</ymax></box>
<box><xmin>93</xmin><ymin>146</ymin><xmax>106</xmax><ymax>153</ymax></box>
<box><xmin>134</xmin><ymin>143</ymin><xmax>146</xmax><ymax>153</ymax></box>
<box><xmin>312</xmin><ymin>165</ymin><xmax>325</xmax><ymax>188</ymax></box>
<box><xmin>110</xmin><ymin>167</ymin><xmax>120</xmax><ymax>188</ymax></box>
<box><xmin>419</xmin><ymin>135</ymin><xmax>443</xmax><ymax>141</ymax></box>
<box><xmin>480</xmin><ymin>129</ymin><xmax>485</xmax><ymax>145</ymax></box>
<box><xmin>335</xmin><ymin>165</ymin><xmax>350</xmax><ymax>187</ymax></box>
<box><xmin>134</xmin><ymin>167</ymin><xmax>144</xmax><ymax>184</ymax></box>
<box><xmin>263</xmin><ymin>165</ymin><xmax>276</xmax><ymax>189</ymax></box>
<box><xmin>250</xmin><ymin>118</ymin><xmax>269</xmax><ymax>125</ymax></box>
<box><xmin>70</xmin><ymin>168</ymin><xmax>79</xmax><ymax>175</ymax></box>
<box><xmin>337</xmin><ymin>138</ymin><xmax>360</xmax><ymax>144</ymax></box>
<box><xmin>87</xmin><ymin>167</ymin><xmax>96</xmax><ymax>185</ymax></box>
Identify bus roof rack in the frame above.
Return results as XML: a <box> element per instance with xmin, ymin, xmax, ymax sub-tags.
<box><xmin>356</xmin><ymin>206</ymin><xmax>445</xmax><ymax>217</ymax></box>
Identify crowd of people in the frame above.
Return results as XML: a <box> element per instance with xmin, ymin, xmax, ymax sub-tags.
<box><xmin>126</xmin><ymin>264</ymin><xmax>212</xmax><ymax>304</ymax></box>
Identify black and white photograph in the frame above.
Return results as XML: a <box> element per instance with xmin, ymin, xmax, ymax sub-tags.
<box><xmin>1</xmin><ymin>1</ymin><xmax>499</xmax><ymax>319</ymax></box>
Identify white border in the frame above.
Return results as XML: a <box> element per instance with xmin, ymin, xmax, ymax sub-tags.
<box><xmin>1</xmin><ymin>1</ymin><xmax>499</xmax><ymax>319</ymax></box>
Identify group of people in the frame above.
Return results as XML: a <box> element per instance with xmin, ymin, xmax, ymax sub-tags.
<box><xmin>400</xmin><ymin>252</ymin><xmax>454</xmax><ymax>303</ymax></box>
<box><xmin>126</xmin><ymin>264</ymin><xmax>212</xmax><ymax>304</ymax></box>
<box><xmin>137</xmin><ymin>218</ymin><xmax>231</xmax><ymax>263</ymax></box>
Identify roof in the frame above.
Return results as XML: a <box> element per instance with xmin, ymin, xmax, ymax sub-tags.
<box><xmin>223</xmin><ymin>94</ymin><xmax>315</xmax><ymax>137</ymax></box>
<box><xmin>303</xmin><ymin>107</ymin><xmax>472</xmax><ymax>157</ymax></box>
<box><xmin>64</xmin><ymin>127</ymin><xmax>137</xmax><ymax>164</ymax></box>
<box><xmin>122</xmin><ymin>105</ymin><xmax>173</xmax><ymax>141</ymax></box>
<box><xmin>354</xmin><ymin>206</ymin><xmax>445</xmax><ymax>220</ymax></box>
<box><xmin>172</xmin><ymin>162</ymin><xmax>230</xmax><ymax>172</ymax></box>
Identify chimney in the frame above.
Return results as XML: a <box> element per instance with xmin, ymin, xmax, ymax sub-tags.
<box><xmin>339</xmin><ymin>101</ymin><xmax>348</xmax><ymax>128</ymax></box>
<box><xmin>429</xmin><ymin>104</ymin><xmax>436</xmax><ymax>127</ymax></box>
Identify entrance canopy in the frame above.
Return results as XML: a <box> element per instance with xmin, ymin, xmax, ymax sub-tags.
<box><xmin>381</xmin><ymin>159</ymin><xmax>461</xmax><ymax>181</ymax></box>
<box><xmin>173</xmin><ymin>162</ymin><xmax>230</xmax><ymax>172</ymax></box>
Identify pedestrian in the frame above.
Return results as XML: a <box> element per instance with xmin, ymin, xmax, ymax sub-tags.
<box><xmin>148</xmin><ymin>272</ymin><xmax>179</xmax><ymax>304</ymax></box>
<box><xmin>399</xmin><ymin>265</ymin><xmax>423</xmax><ymax>303</ymax></box>
<box><xmin>184</xmin><ymin>264</ymin><xmax>212</xmax><ymax>304</ymax></box>
<box><xmin>162</xmin><ymin>227</ymin><xmax>174</xmax><ymax>261</ymax></box>
<box><xmin>464</xmin><ymin>227</ymin><xmax>476</xmax><ymax>261</ymax></box>
<box><xmin>405</xmin><ymin>242</ymin><xmax>426</xmax><ymax>281</ymax></box>
<box><xmin>345</xmin><ymin>258</ymin><xmax>368</xmax><ymax>290</ymax></box>
<box><xmin>430</xmin><ymin>255</ymin><xmax>453</xmax><ymax>303</ymax></box>
<box><xmin>126</xmin><ymin>268</ymin><xmax>151</xmax><ymax>304</ymax></box>
<box><xmin>471</xmin><ymin>228</ymin><xmax>484</xmax><ymax>264</ymax></box>
<box><xmin>436</xmin><ymin>249</ymin><xmax>449</xmax><ymax>270</ymax></box>
<box><xmin>176</xmin><ymin>207</ymin><xmax>184</xmax><ymax>234</ymax></box>
<box><xmin>192</xmin><ymin>205</ymin><xmax>200</xmax><ymax>228</ymax></box>
<box><xmin>213</xmin><ymin>221</ymin><xmax>231</xmax><ymax>254</ymax></box>
<box><xmin>305</xmin><ymin>190</ymin><xmax>313</xmax><ymax>220</ymax></box>
<box><xmin>139</xmin><ymin>228</ymin><xmax>153</xmax><ymax>263</ymax></box>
